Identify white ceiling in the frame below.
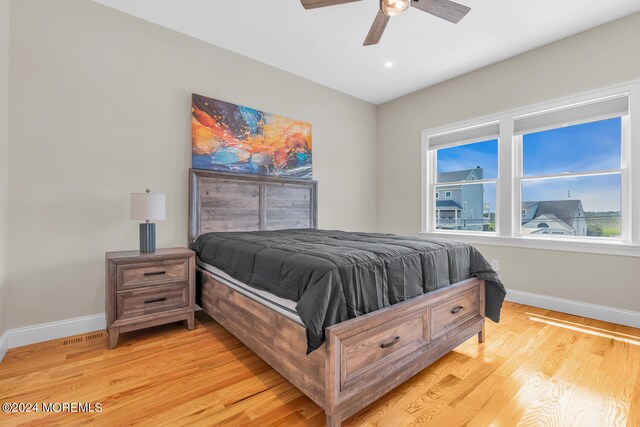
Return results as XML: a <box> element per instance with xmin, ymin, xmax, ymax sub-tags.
<box><xmin>94</xmin><ymin>0</ymin><xmax>640</xmax><ymax>104</ymax></box>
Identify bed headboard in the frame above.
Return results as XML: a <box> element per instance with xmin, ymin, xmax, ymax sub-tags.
<box><xmin>189</xmin><ymin>169</ymin><xmax>318</xmax><ymax>246</ymax></box>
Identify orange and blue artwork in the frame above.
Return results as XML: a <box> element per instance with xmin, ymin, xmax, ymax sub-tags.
<box><xmin>192</xmin><ymin>94</ymin><xmax>312</xmax><ymax>179</ymax></box>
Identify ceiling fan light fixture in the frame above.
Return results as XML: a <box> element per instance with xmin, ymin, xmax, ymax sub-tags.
<box><xmin>381</xmin><ymin>0</ymin><xmax>410</xmax><ymax>17</ymax></box>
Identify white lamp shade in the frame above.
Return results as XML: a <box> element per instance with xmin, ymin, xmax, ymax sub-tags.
<box><xmin>130</xmin><ymin>192</ymin><xmax>166</xmax><ymax>221</ymax></box>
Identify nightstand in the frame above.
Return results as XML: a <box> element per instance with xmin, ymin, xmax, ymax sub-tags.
<box><xmin>105</xmin><ymin>247</ymin><xmax>196</xmax><ymax>349</ymax></box>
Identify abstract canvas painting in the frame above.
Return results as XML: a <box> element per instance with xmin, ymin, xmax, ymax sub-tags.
<box><xmin>192</xmin><ymin>94</ymin><xmax>312</xmax><ymax>179</ymax></box>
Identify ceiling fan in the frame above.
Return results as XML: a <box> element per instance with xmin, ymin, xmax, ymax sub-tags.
<box><xmin>300</xmin><ymin>0</ymin><xmax>471</xmax><ymax>46</ymax></box>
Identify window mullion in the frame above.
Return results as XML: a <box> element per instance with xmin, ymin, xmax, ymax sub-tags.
<box><xmin>513</xmin><ymin>135</ymin><xmax>523</xmax><ymax>237</ymax></box>
<box><xmin>497</xmin><ymin>117</ymin><xmax>514</xmax><ymax>237</ymax></box>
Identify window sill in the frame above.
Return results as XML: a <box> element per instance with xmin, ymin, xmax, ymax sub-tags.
<box><xmin>419</xmin><ymin>231</ymin><xmax>640</xmax><ymax>257</ymax></box>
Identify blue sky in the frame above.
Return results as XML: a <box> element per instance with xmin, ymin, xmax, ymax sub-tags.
<box><xmin>437</xmin><ymin>118</ymin><xmax>621</xmax><ymax>212</ymax></box>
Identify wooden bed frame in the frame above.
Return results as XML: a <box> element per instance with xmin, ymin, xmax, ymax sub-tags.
<box><xmin>189</xmin><ymin>169</ymin><xmax>486</xmax><ymax>427</ymax></box>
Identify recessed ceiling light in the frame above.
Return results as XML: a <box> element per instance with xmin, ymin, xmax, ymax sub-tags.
<box><xmin>384</xmin><ymin>61</ymin><xmax>394</xmax><ymax>68</ymax></box>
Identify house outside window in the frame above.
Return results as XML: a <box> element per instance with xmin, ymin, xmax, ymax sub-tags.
<box><xmin>427</xmin><ymin>129</ymin><xmax>498</xmax><ymax>233</ymax></box>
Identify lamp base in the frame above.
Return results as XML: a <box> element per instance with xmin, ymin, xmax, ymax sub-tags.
<box><xmin>139</xmin><ymin>223</ymin><xmax>156</xmax><ymax>253</ymax></box>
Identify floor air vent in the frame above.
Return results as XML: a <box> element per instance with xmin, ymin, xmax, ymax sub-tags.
<box><xmin>62</xmin><ymin>337</ymin><xmax>83</xmax><ymax>346</ymax></box>
<box><xmin>85</xmin><ymin>332</ymin><xmax>104</xmax><ymax>341</ymax></box>
<box><xmin>62</xmin><ymin>332</ymin><xmax>104</xmax><ymax>346</ymax></box>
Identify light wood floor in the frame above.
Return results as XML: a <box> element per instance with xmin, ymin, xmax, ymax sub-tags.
<box><xmin>1</xmin><ymin>301</ymin><xmax>639</xmax><ymax>426</ymax></box>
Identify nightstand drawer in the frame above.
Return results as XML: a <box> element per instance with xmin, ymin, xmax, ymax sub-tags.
<box><xmin>117</xmin><ymin>283</ymin><xmax>189</xmax><ymax>319</ymax></box>
<box><xmin>117</xmin><ymin>259</ymin><xmax>189</xmax><ymax>290</ymax></box>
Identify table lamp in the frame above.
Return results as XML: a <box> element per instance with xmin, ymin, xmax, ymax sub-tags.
<box><xmin>130</xmin><ymin>189</ymin><xmax>166</xmax><ymax>253</ymax></box>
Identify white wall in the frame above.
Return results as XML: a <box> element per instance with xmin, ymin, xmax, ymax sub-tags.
<box><xmin>0</xmin><ymin>0</ymin><xmax>10</xmax><ymax>338</ymax></box>
<box><xmin>6</xmin><ymin>0</ymin><xmax>377</xmax><ymax>329</ymax></box>
<box><xmin>377</xmin><ymin>12</ymin><xmax>640</xmax><ymax>312</ymax></box>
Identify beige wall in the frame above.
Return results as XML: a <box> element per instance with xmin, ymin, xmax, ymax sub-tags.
<box><xmin>0</xmin><ymin>0</ymin><xmax>9</xmax><ymax>336</ymax></box>
<box><xmin>6</xmin><ymin>0</ymin><xmax>377</xmax><ymax>329</ymax></box>
<box><xmin>377</xmin><ymin>12</ymin><xmax>640</xmax><ymax>312</ymax></box>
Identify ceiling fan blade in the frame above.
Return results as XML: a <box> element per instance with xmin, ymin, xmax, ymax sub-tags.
<box><xmin>363</xmin><ymin>10</ymin><xmax>390</xmax><ymax>46</ymax></box>
<box><xmin>410</xmin><ymin>0</ymin><xmax>470</xmax><ymax>23</ymax></box>
<box><xmin>301</xmin><ymin>0</ymin><xmax>362</xmax><ymax>9</ymax></box>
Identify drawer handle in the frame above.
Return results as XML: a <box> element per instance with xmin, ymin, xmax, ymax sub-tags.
<box><xmin>144</xmin><ymin>297</ymin><xmax>167</xmax><ymax>304</ymax></box>
<box><xmin>451</xmin><ymin>305</ymin><xmax>464</xmax><ymax>314</ymax></box>
<box><xmin>144</xmin><ymin>271</ymin><xmax>166</xmax><ymax>276</ymax></box>
<box><xmin>380</xmin><ymin>336</ymin><xmax>401</xmax><ymax>349</ymax></box>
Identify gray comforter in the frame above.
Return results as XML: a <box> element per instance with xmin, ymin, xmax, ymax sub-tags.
<box><xmin>192</xmin><ymin>229</ymin><xmax>506</xmax><ymax>353</ymax></box>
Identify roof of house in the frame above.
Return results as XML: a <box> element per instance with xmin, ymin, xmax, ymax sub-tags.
<box><xmin>437</xmin><ymin>167</ymin><xmax>483</xmax><ymax>183</ymax></box>
<box><xmin>436</xmin><ymin>200</ymin><xmax>463</xmax><ymax>209</ymax></box>
<box><xmin>523</xmin><ymin>200</ymin><xmax>584</xmax><ymax>227</ymax></box>
<box><xmin>522</xmin><ymin>213</ymin><xmax>574</xmax><ymax>231</ymax></box>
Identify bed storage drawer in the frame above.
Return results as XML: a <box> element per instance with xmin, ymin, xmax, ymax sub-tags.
<box><xmin>340</xmin><ymin>310</ymin><xmax>429</xmax><ymax>390</ymax></box>
<box><xmin>116</xmin><ymin>283</ymin><xmax>189</xmax><ymax>319</ymax></box>
<box><xmin>431</xmin><ymin>286</ymin><xmax>480</xmax><ymax>338</ymax></box>
<box><xmin>117</xmin><ymin>259</ymin><xmax>189</xmax><ymax>290</ymax></box>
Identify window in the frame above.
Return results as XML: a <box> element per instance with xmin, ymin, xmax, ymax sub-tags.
<box><xmin>435</xmin><ymin>192</ymin><xmax>439</xmax><ymax>198</ymax></box>
<box><xmin>427</xmin><ymin>123</ymin><xmax>499</xmax><ymax>233</ymax></box>
<box><xmin>516</xmin><ymin>97</ymin><xmax>627</xmax><ymax>240</ymax></box>
<box><xmin>422</xmin><ymin>85</ymin><xmax>639</xmax><ymax>255</ymax></box>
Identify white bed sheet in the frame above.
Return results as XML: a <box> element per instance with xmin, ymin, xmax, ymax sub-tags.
<box><xmin>197</xmin><ymin>258</ymin><xmax>303</xmax><ymax>325</ymax></box>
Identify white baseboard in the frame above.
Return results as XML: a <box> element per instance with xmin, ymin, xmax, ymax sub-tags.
<box><xmin>0</xmin><ymin>308</ymin><xmax>206</xmax><ymax>361</ymax></box>
<box><xmin>505</xmin><ymin>289</ymin><xmax>640</xmax><ymax>328</ymax></box>
<box><xmin>0</xmin><ymin>331</ymin><xmax>8</xmax><ymax>362</ymax></box>
<box><xmin>0</xmin><ymin>291</ymin><xmax>638</xmax><ymax>364</ymax></box>
<box><xmin>5</xmin><ymin>313</ymin><xmax>106</xmax><ymax>351</ymax></box>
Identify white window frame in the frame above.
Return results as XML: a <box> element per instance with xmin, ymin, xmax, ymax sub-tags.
<box><xmin>425</xmin><ymin>125</ymin><xmax>500</xmax><ymax>235</ymax></box>
<box><xmin>515</xmin><ymin>117</ymin><xmax>627</xmax><ymax>241</ymax></box>
<box><xmin>445</xmin><ymin>191</ymin><xmax>452</xmax><ymax>199</ymax></box>
<box><xmin>421</xmin><ymin>81</ymin><xmax>640</xmax><ymax>257</ymax></box>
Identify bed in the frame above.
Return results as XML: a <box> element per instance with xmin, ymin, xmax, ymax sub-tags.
<box><xmin>189</xmin><ymin>169</ymin><xmax>505</xmax><ymax>427</ymax></box>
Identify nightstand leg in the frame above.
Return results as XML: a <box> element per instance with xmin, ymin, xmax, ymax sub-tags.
<box><xmin>108</xmin><ymin>327</ymin><xmax>119</xmax><ymax>349</ymax></box>
<box><xmin>186</xmin><ymin>313</ymin><xmax>195</xmax><ymax>330</ymax></box>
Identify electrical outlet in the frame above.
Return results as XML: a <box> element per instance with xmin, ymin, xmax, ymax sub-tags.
<box><xmin>491</xmin><ymin>259</ymin><xmax>500</xmax><ymax>271</ymax></box>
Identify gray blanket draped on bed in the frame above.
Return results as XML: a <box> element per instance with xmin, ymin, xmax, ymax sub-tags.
<box><xmin>192</xmin><ymin>229</ymin><xmax>506</xmax><ymax>353</ymax></box>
